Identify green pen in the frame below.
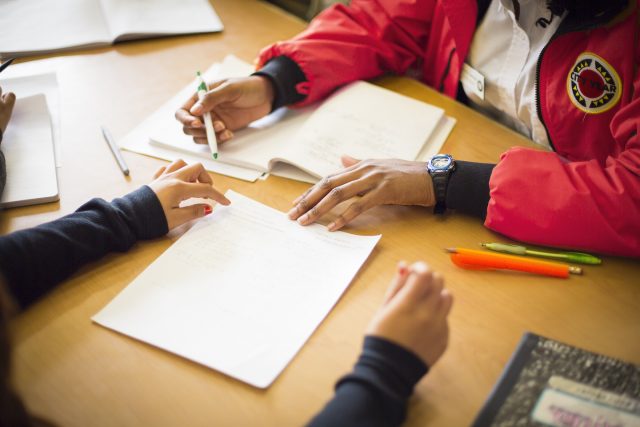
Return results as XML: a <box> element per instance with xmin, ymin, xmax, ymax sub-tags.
<box><xmin>480</xmin><ymin>242</ymin><xmax>602</xmax><ymax>265</ymax></box>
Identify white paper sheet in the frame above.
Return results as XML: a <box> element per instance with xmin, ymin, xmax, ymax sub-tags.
<box><xmin>0</xmin><ymin>94</ymin><xmax>59</xmax><ymax>208</ymax></box>
<box><xmin>93</xmin><ymin>190</ymin><xmax>380</xmax><ymax>388</ymax></box>
<box><xmin>0</xmin><ymin>72</ymin><xmax>62</xmax><ymax>167</ymax></box>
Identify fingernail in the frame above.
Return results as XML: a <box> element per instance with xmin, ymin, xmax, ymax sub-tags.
<box><xmin>191</xmin><ymin>119</ymin><xmax>202</xmax><ymax>127</ymax></box>
<box><xmin>190</xmin><ymin>104</ymin><xmax>203</xmax><ymax>115</ymax></box>
<box><xmin>204</xmin><ymin>205</ymin><xmax>213</xmax><ymax>215</ymax></box>
<box><xmin>222</xmin><ymin>130</ymin><xmax>233</xmax><ymax>140</ymax></box>
<box><xmin>213</xmin><ymin>121</ymin><xmax>225</xmax><ymax>132</ymax></box>
<box><xmin>398</xmin><ymin>263</ymin><xmax>409</xmax><ymax>275</ymax></box>
<box><xmin>221</xmin><ymin>197</ymin><xmax>231</xmax><ymax>205</ymax></box>
<box><xmin>297</xmin><ymin>214</ymin><xmax>308</xmax><ymax>225</ymax></box>
<box><xmin>328</xmin><ymin>222</ymin><xmax>337</xmax><ymax>231</ymax></box>
<box><xmin>287</xmin><ymin>207</ymin><xmax>298</xmax><ymax>219</ymax></box>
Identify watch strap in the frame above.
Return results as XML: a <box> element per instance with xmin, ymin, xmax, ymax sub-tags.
<box><xmin>432</xmin><ymin>172</ymin><xmax>448</xmax><ymax>214</ymax></box>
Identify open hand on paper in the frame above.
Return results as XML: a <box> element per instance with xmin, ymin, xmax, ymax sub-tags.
<box><xmin>149</xmin><ymin>159</ymin><xmax>230</xmax><ymax>230</ymax></box>
<box><xmin>288</xmin><ymin>156</ymin><xmax>435</xmax><ymax>231</ymax></box>
<box><xmin>175</xmin><ymin>76</ymin><xmax>274</xmax><ymax>145</ymax></box>
<box><xmin>367</xmin><ymin>261</ymin><xmax>453</xmax><ymax>367</ymax></box>
<box><xmin>0</xmin><ymin>86</ymin><xmax>16</xmax><ymax>141</ymax></box>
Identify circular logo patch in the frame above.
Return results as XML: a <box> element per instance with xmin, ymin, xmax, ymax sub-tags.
<box><xmin>567</xmin><ymin>52</ymin><xmax>621</xmax><ymax>114</ymax></box>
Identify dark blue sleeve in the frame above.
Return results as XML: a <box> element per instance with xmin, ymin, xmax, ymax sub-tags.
<box><xmin>307</xmin><ymin>336</ymin><xmax>428</xmax><ymax>427</ymax></box>
<box><xmin>253</xmin><ymin>56</ymin><xmax>307</xmax><ymax>110</ymax></box>
<box><xmin>0</xmin><ymin>185</ymin><xmax>168</xmax><ymax>308</ymax></box>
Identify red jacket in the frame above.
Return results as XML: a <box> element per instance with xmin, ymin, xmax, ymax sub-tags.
<box><xmin>257</xmin><ymin>0</ymin><xmax>640</xmax><ymax>257</ymax></box>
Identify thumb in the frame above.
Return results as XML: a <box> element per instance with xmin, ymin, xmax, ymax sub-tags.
<box><xmin>341</xmin><ymin>155</ymin><xmax>361</xmax><ymax>168</ymax></box>
<box><xmin>190</xmin><ymin>81</ymin><xmax>237</xmax><ymax>116</ymax></box>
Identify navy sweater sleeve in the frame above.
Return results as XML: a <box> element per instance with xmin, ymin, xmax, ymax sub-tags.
<box><xmin>0</xmin><ymin>185</ymin><xmax>168</xmax><ymax>308</ymax></box>
<box><xmin>307</xmin><ymin>336</ymin><xmax>428</xmax><ymax>427</ymax></box>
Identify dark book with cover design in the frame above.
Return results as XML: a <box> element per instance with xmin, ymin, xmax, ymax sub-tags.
<box><xmin>472</xmin><ymin>332</ymin><xmax>640</xmax><ymax>427</ymax></box>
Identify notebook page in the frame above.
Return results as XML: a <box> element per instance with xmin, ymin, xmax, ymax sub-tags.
<box><xmin>0</xmin><ymin>0</ymin><xmax>110</xmax><ymax>58</ymax></box>
<box><xmin>101</xmin><ymin>0</ymin><xmax>223</xmax><ymax>40</ymax></box>
<box><xmin>0</xmin><ymin>94</ymin><xmax>58</xmax><ymax>208</ymax></box>
<box><xmin>93</xmin><ymin>190</ymin><xmax>380</xmax><ymax>388</ymax></box>
<box><xmin>285</xmin><ymin>81</ymin><xmax>445</xmax><ymax>177</ymax></box>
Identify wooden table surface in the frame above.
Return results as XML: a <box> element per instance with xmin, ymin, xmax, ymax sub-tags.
<box><xmin>2</xmin><ymin>1</ymin><xmax>639</xmax><ymax>426</ymax></box>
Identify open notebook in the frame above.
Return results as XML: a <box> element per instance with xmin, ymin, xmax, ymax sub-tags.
<box><xmin>0</xmin><ymin>94</ymin><xmax>59</xmax><ymax>208</ymax></box>
<box><xmin>150</xmin><ymin>80</ymin><xmax>452</xmax><ymax>183</ymax></box>
<box><xmin>121</xmin><ymin>55</ymin><xmax>455</xmax><ymax>183</ymax></box>
<box><xmin>93</xmin><ymin>191</ymin><xmax>380</xmax><ymax>388</ymax></box>
<box><xmin>0</xmin><ymin>0</ymin><xmax>223</xmax><ymax>59</ymax></box>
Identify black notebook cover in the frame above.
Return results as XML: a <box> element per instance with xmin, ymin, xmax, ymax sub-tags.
<box><xmin>471</xmin><ymin>332</ymin><xmax>640</xmax><ymax>427</ymax></box>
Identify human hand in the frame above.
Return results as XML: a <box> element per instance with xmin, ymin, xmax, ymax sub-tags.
<box><xmin>367</xmin><ymin>261</ymin><xmax>453</xmax><ymax>367</ymax></box>
<box><xmin>288</xmin><ymin>156</ymin><xmax>434</xmax><ymax>231</ymax></box>
<box><xmin>148</xmin><ymin>159</ymin><xmax>230</xmax><ymax>230</ymax></box>
<box><xmin>0</xmin><ymin>86</ymin><xmax>16</xmax><ymax>140</ymax></box>
<box><xmin>175</xmin><ymin>76</ymin><xmax>275</xmax><ymax>144</ymax></box>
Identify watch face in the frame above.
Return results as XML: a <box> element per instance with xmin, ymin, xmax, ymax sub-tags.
<box><xmin>428</xmin><ymin>154</ymin><xmax>453</xmax><ymax>172</ymax></box>
<box><xmin>432</xmin><ymin>157</ymin><xmax>450</xmax><ymax>168</ymax></box>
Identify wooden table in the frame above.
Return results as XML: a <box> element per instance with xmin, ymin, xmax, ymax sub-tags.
<box><xmin>3</xmin><ymin>1</ymin><xmax>639</xmax><ymax>426</ymax></box>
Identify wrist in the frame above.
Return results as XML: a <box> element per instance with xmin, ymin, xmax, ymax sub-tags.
<box><xmin>254</xmin><ymin>75</ymin><xmax>275</xmax><ymax>108</ymax></box>
<box><xmin>420</xmin><ymin>167</ymin><xmax>435</xmax><ymax>207</ymax></box>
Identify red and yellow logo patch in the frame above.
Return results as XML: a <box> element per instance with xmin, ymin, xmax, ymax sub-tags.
<box><xmin>567</xmin><ymin>52</ymin><xmax>621</xmax><ymax>114</ymax></box>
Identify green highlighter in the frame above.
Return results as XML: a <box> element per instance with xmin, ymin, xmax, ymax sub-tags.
<box><xmin>481</xmin><ymin>242</ymin><xmax>602</xmax><ymax>265</ymax></box>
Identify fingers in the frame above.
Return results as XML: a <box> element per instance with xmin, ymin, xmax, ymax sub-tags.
<box><xmin>288</xmin><ymin>169</ymin><xmax>364</xmax><ymax>220</ymax></box>
<box><xmin>164</xmin><ymin>159</ymin><xmax>188</xmax><ymax>174</ymax></box>
<box><xmin>341</xmin><ymin>155</ymin><xmax>361</xmax><ymax>168</ymax></box>
<box><xmin>383</xmin><ymin>261</ymin><xmax>410</xmax><ymax>304</ymax></box>
<box><xmin>169</xmin><ymin>203</ymin><xmax>214</xmax><ymax>229</ymax></box>
<box><xmin>393</xmin><ymin>263</ymin><xmax>451</xmax><ymax>316</ymax></box>
<box><xmin>172</xmin><ymin>162</ymin><xmax>213</xmax><ymax>184</ymax></box>
<box><xmin>439</xmin><ymin>289</ymin><xmax>454</xmax><ymax>316</ymax></box>
<box><xmin>153</xmin><ymin>166</ymin><xmax>167</xmax><ymax>179</ymax></box>
<box><xmin>327</xmin><ymin>192</ymin><xmax>376</xmax><ymax>231</ymax></box>
<box><xmin>190</xmin><ymin>82</ymin><xmax>237</xmax><ymax>116</ymax></box>
<box><xmin>173</xmin><ymin>181</ymin><xmax>231</xmax><ymax>206</ymax></box>
<box><xmin>1</xmin><ymin>91</ymin><xmax>15</xmax><ymax>108</ymax></box>
<box><xmin>396</xmin><ymin>262</ymin><xmax>436</xmax><ymax>301</ymax></box>
<box><xmin>294</xmin><ymin>177</ymin><xmax>372</xmax><ymax>226</ymax></box>
<box><xmin>176</xmin><ymin>93</ymin><xmax>201</xmax><ymax>125</ymax></box>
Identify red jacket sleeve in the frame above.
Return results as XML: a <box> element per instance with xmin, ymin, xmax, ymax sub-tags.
<box><xmin>257</xmin><ymin>0</ymin><xmax>436</xmax><ymax>106</ymax></box>
<box><xmin>485</xmin><ymin>75</ymin><xmax>640</xmax><ymax>257</ymax></box>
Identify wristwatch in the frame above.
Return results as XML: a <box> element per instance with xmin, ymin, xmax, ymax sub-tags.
<box><xmin>427</xmin><ymin>154</ymin><xmax>456</xmax><ymax>214</ymax></box>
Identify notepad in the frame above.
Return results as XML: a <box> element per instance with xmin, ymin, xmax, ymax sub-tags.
<box><xmin>0</xmin><ymin>72</ymin><xmax>62</xmax><ymax>167</ymax></box>
<box><xmin>0</xmin><ymin>94</ymin><xmax>59</xmax><ymax>208</ymax></box>
<box><xmin>121</xmin><ymin>55</ymin><xmax>455</xmax><ymax>183</ymax></box>
<box><xmin>93</xmin><ymin>190</ymin><xmax>380</xmax><ymax>388</ymax></box>
<box><xmin>0</xmin><ymin>0</ymin><xmax>223</xmax><ymax>59</ymax></box>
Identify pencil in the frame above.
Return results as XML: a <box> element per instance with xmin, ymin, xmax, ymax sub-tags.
<box><xmin>446</xmin><ymin>248</ymin><xmax>582</xmax><ymax>278</ymax></box>
<box><xmin>101</xmin><ymin>126</ymin><xmax>130</xmax><ymax>176</ymax></box>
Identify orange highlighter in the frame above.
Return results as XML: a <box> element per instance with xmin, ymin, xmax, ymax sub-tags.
<box><xmin>447</xmin><ymin>248</ymin><xmax>582</xmax><ymax>278</ymax></box>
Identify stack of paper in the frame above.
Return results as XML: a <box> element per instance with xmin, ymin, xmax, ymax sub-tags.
<box><xmin>93</xmin><ymin>191</ymin><xmax>380</xmax><ymax>388</ymax></box>
<box><xmin>0</xmin><ymin>94</ymin><xmax>59</xmax><ymax>208</ymax></box>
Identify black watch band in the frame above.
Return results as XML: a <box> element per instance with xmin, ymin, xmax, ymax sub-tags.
<box><xmin>427</xmin><ymin>154</ymin><xmax>455</xmax><ymax>215</ymax></box>
<box><xmin>432</xmin><ymin>172</ymin><xmax>449</xmax><ymax>214</ymax></box>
